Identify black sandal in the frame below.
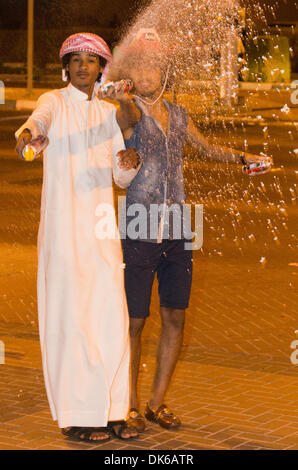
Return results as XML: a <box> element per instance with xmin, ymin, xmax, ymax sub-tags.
<box><xmin>108</xmin><ymin>420</ymin><xmax>139</xmax><ymax>440</ymax></box>
<box><xmin>62</xmin><ymin>426</ymin><xmax>110</xmax><ymax>443</ymax></box>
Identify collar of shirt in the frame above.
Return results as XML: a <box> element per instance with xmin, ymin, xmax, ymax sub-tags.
<box><xmin>134</xmin><ymin>97</ymin><xmax>170</xmax><ymax>136</ymax></box>
<box><xmin>67</xmin><ymin>82</ymin><xmax>99</xmax><ymax>102</ymax></box>
<box><xmin>135</xmin><ymin>97</ymin><xmax>169</xmax><ymax>116</ymax></box>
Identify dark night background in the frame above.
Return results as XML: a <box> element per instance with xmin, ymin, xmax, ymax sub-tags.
<box><xmin>0</xmin><ymin>0</ymin><xmax>142</xmax><ymax>29</ymax></box>
<box><xmin>0</xmin><ymin>1</ymin><xmax>297</xmax><ymax>69</ymax></box>
<box><xmin>0</xmin><ymin>1</ymin><xmax>297</xmax><ymax>29</ymax></box>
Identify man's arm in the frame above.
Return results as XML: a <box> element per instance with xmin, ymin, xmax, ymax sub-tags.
<box><xmin>111</xmin><ymin>108</ymin><xmax>142</xmax><ymax>189</ymax></box>
<box><xmin>116</xmin><ymin>96</ymin><xmax>141</xmax><ymax>137</ymax></box>
<box><xmin>98</xmin><ymin>81</ymin><xmax>141</xmax><ymax>139</ymax></box>
<box><xmin>15</xmin><ymin>91</ymin><xmax>56</xmax><ymax>158</ymax></box>
<box><xmin>186</xmin><ymin>117</ymin><xmax>244</xmax><ymax>164</ymax></box>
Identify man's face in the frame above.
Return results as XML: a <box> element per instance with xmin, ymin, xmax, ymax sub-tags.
<box><xmin>129</xmin><ymin>66</ymin><xmax>162</xmax><ymax>98</ymax></box>
<box><xmin>66</xmin><ymin>51</ymin><xmax>102</xmax><ymax>91</ymax></box>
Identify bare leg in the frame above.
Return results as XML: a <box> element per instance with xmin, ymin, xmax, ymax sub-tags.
<box><xmin>129</xmin><ymin>317</ymin><xmax>146</xmax><ymax>410</ymax></box>
<box><xmin>149</xmin><ymin>307</ymin><xmax>185</xmax><ymax>410</ymax></box>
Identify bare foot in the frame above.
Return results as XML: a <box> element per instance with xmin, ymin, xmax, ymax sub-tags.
<box><xmin>79</xmin><ymin>427</ymin><xmax>110</xmax><ymax>441</ymax></box>
<box><xmin>111</xmin><ymin>423</ymin><xmax>139</xmax><ymax>439</ymax></box>
<box><xmin>62</xmin><ymin>426</ymin><xmax>110</xmax><ymax>441</ymax></box>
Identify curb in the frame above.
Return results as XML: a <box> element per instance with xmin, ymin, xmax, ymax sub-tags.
<box><xmin>239</xmin><ymin>82</ymin><xmax>292</xmax><ymax>91</ymax></box>
<box><xmin>16</xmin><ymin>100</ymin><xmax>36</xmax><ymax>110</ymax></box>
<box><xmin>190</xmin><ymin>114</ymin><xmax>297</xmax><ymax>127</ymax></box>
<box><xmin>0</xmin><ymin>100</ymin><xmax>36</xmax><ymax>111</ymax></box>
<box><xmin>184</xmin><ymin>80</ymin><xmax>292</xmax><ymax>92</ymax></box>
<box><xmin>0</xmin><ymin>100</ymin><xmax>17</xmax><ymax>110</ymax></box>
<box><xmin>0</xmin><ymin>81</ymin><xmax>295</xmax><ymax>112</ymax></box>
<box><xmin>203</xmin><ymin>117</ymin><xmax>297</xmax><ymax>127</ymax></box>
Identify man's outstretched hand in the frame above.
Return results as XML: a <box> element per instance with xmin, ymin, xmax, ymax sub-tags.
<box><xmin>15</xmin><ymin>129</ymin><xmax>32</xmax><ymax>159</ymax></box>
<box><xmin>97</xmin><ymin>80</ymin><xmax>132</xmax><ymax>103</ymax></box>
<box><xmin>116</xmin><ymin>148</ymin><xmax>140</xmax><ymax>171</ymax></box>
<box><xmin>241</xmin><ymin>152</ymin><xmax>273</xmax><ymax>176</ymax></box>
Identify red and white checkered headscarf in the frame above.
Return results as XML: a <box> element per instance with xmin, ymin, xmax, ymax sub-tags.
<box><xmin>59</xmin><ymin>32</ymin><xmax>112</xmax><ymax>83</ymax></box>
<box><xmin>59</xmin><ymin>32</ymin><xmax>112</xmax><ymax>62</ymax></box>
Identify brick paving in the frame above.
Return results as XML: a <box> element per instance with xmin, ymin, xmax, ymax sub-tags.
<box><xmin>0</xmin><ymin>114</ymin><xmax>298</xmax><ymax>450</ymax></box>
<box><xmin>1</xmin><ymin>329</ymin><xmax>298</xmax><ymax>450</ymax></box>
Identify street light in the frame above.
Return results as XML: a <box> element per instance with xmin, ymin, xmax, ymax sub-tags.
<box><xmin>27</xmin><ymin>0</ymin><xmax>34</xmax><ymax>97</ymax></box>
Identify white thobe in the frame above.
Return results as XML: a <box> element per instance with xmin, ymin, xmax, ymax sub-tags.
<box><xmin>16</xmin><ymin>83</ymin><xmax>139</xmax><ymax>428</ymax></box>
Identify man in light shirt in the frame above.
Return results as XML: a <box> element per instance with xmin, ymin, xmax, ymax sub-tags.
<box><xmin>15</xmin><ymin>33</ymin><xmax>141</xmax><ymax>443</ymax></box>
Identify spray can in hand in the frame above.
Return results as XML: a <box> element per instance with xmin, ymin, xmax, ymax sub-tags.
<box><xmin>241</xmin><ymin>153</ymin><xmax>272</xmax><ymax>176</ymax></box>
<box><xmin>98</xmin><ymin>80</ymin><xmax>133</xmax><ymax>98</ymax></box>
<box><xmin>22</xmin><ymin>136</ymin><xmax>49</xmax><ymax>162</ymax></box>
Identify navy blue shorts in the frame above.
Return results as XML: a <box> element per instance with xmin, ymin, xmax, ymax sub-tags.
<box><xmin>121</xmin><ymin>238</ymin><xmax>193</xmax><ymax>318</ymax></box>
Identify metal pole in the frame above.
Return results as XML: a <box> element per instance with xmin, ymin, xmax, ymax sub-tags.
<box><xmin>27</xmin><ymin>0</ymin><xmax>34</xmax><ymax>96</ymax></box>
<box><xmin>219</xmin><ymin>3</ymin><xmax>240</xmax><ymax>107</ymax></box>
<box><xmin>219</xmin><ymin>25</ymin><xmax>239</xmax><ymax>106</ymax></box>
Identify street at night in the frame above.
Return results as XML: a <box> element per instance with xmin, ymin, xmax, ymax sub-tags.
<box><xmin>0</xmin><ymin>90</ymin><xmax>298</xmax><ymax>449</ymax></box>
<box><xmin>1</xmin><ymin>0</ymin><xmax>298</xmax><ymax>457</ymax></box>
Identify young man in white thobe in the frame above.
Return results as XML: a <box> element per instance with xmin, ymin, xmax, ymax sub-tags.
<box><xmin>15</xmin><ymin>33</ymin><xmax>141</xmax><ymax>443</ymax></box>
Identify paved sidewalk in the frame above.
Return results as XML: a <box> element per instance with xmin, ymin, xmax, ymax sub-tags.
<box><xmin>1</xmin><ymin>182</ymin><xmax>298</xmax><ymax>450</ymax></box>
<box><xmin>0</xmin><ymin>264</ymin><xmax>298</xmax><ymax>451</ymax></box>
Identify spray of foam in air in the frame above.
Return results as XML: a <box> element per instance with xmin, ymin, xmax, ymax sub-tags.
<box><xmin>107</xmin><ymin>0</ymin><xmax>275</xmax><ymax>107</ymax></box>
<box><xmin>109</xmin><ymin>0</ymin><xmax>241</xmax><ymax>85</ymax></box>
<box><xmin>107</xmin><ymin>0</ymin><xmax>296</xmax><ymax>263</ymax></box>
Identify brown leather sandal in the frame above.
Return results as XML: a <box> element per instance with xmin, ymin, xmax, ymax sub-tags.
<box><xmin>144</xmin><ymin>403</ymin><xmax>181</xmax><ymax>429</ymax></box>
<box><xmin>127</xmin><ymin>408</ymin><xmax>146</xmax><ymax>432</ymax></box>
